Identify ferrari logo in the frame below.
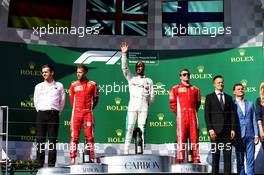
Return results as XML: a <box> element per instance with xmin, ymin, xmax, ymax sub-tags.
<box><xmin>178</xmin><ymin>87</ymin><xmax>187</xmax><ymax>93</ymax></box>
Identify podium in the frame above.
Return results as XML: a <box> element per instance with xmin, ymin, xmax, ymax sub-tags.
<box><xmin>37</xmin><ymin>167</ymin><xmax>70</xmax><ymax>175</ymax></box>
<box><xmin>171</xmin><ymin>163</ymin><xmax>208</xmax><ymax>173</ymax></box>
<box><xmin>70</xmin><ymin>163</ymin><xmax>106</xmax><ymax>174</ymax></box>
<box><xmin>99</xmin><ymin>154</ymin><xmax>170</xmax><ymax>173</ymax></box>
<box><xmin>36</xmin><ymin>155</ymin><xmax>209</xmax><ymax>174</ymax></box>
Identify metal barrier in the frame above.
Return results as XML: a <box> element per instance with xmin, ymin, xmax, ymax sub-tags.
<box><xmin>0</xmin><ymin>106</ymin><xmax>9</xmax><ymax>175</ymax></box>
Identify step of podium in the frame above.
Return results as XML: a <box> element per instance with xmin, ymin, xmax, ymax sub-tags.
<box><xmin>99</xmin><ymin>154</ymin><xmax>170</xmax><ymax>173</ymax></box>
<box><xmin>36</xmin><ymin>154</ymin><xmax>210</xmax><ymax>174</ymax></box>
<box><xmin>69</xmin><ymin>163</ymin><xmax>106</xmax><ymax>174</ymax></box>
<box><xmin>36</xmin><ymin>167</ymin><xmax>70</xmax><ymax>175</ymax></box>
<box><xmin>171</xmin><ymin>163</ymin><xmax>209</xmax><ymax>173</ymax></box>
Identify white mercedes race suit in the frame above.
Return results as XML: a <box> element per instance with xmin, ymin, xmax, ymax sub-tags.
<box><xmin>122</xmin><ymin>53</ymin><xmax>155</xmax><ymax>154</ymax></box>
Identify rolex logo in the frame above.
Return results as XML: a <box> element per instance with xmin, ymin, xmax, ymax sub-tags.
<box><xmin>157</xmin><ymin>113</ymin><xmax>164</xmax><ymax>121</ymax></box>
<box><xmin>202</xmin><ymin>128</ymin><xmax>208</xmax><ymax>136</ymax></box>
<box><xmin>241</xmin><ymin>79</ymin><xmax>248</xmax><ymax>87</ymax></box>
<box><xmin>201</xmin><ymin>96</ymin><xmax>206</xmax><ymax>104</ymax></box>
<box><xmin>239</xmin><ymin>49</ymin><xmax>245</xmax><ymax>56</ymax></box>
<box><xmin>20</xmin><ymin>94</ymin><xmax>34</xmax><ymax>108</ymax></box>
<box><xmin>156</xmin><ymin>82</ymin><xmax>163</xmax><ymax>89</ymax></box>
<box><xmin>29</xmin><ymin>127</ymin><xmax>36</xmax><ymax>135</ymax></box>
<box><xmin>115</xmin><ymin>97</ymin><xmax>121</xmax><ymax>105</ymax></box>
<box><xmin>115</xmin><ymin>129</ymin><xmax>123</xmax><ymax>137</ymax></box>
<box><xmin>20</xmin><ymin>62</ymin><xmax>41</xmax><ymax>76</ymax></box>
<box><xmin>197</xmin><ymin>66</ymin><xmax>204</xmax><ymax>73</ymax></box>
<box><xmin>29</xmin><ymin>62</ymin><xmax>36</xmax><ymax>70</ymax></box>
<box><xmin>29</xmin><ymin>94</ymin><xmax>34</xmax><ymax>102</ymax></box>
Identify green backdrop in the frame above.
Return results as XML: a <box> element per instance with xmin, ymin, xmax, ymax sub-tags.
<box><xmin>0</xmin><ymin>41</ymin><xmax>263</xmax><ymax>144</ymax></box>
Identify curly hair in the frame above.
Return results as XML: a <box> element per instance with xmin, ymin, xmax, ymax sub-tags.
<box><xmin>260</xmin><ymin>82</ymin><xmax>264</xmax><ymax>106</ymax></box>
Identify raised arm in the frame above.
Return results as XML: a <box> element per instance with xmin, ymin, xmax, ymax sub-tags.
<box><xmin>120</xmin><ymin>42</ymin><xmax>132</xmax><ymax>81</ymax></box>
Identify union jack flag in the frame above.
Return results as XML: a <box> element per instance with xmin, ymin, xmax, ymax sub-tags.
<box><xmin>86</xmin><ymin>0</ymin><xmax>148</xmax><ymax>36</ymax></box>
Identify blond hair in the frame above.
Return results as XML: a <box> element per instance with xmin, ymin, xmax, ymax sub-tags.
<box><xmin>260</xmin><ymin>82</ymin><xmax>264</xmax><ymax>106</ymax></box>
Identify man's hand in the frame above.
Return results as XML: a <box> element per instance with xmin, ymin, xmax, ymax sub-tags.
<box><xmin>260</xmin><ymin>129</ymin><xmax>264</xmax><ymax>142</ymax></box>
<box><xmin>258</xmin><ymin>120</ymin><xmax>264</xmax><ymax>141</ymax></box>
<box><xmin>209</xmin><ymin>130</ymin><xmax>217</xmax><ymax>141</ymax></box>
<box><xmin>255</xmin><ymin>136</ymin><xmax>259</xmax><ymax>145</ymax></box>
<box><xmin>120</xmin><ymin>42</ymin><xmax>128</xmax><ymax>53</ymax></box>
<box><xmin>231</xmin><ymin>130</ymin><xmax>235</xmax><ymax>139</ymax></box>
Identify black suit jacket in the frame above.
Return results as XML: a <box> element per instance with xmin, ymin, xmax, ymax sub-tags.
<box><xmin>204</xmin><ymin>92</ymin><xmax>236</xmax><ymax>134</ymax></box>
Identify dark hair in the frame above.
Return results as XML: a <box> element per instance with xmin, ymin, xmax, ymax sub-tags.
<box><xmin>135</xmin><ymin>61</ymin><xmax>145</xmax><ymax>71</ymax></box>
<box><xmin>179</xmin><ymin>69</ymin><xmax>190</xmax><ymax>76</ymax></box>
<box><xmin>77</xmin><ymin>64</ymin><xmax>88</xmax><ymax>72</ymax></box>
<box><xmin>213</xmin><ymin>75</ymin><xmax>223</xmax><ymax>82</ymax></box>
<box><xmin>41</xmin><ymin>64</ymin><xmax>54</xmax><ymax>72</ymax></box>
<box><xmin>233</xmin><ymin>83</ymin><xmax>244</xmax><ymax>91</ymax></box>
<box><xmin>135</xmin><ymin>61</ymin><xmax>145</xmax><ymax>67</ymax></box>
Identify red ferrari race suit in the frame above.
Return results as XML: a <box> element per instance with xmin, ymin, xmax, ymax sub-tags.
<box><xmin>69</xmin><ymin>80</ymin><xmax>98</xmax><ymax>161</ymax></box>
<box><xmin>169</xmin><ymin>83</ymin><xmax>201</xmax><ymax>162</ymax></box>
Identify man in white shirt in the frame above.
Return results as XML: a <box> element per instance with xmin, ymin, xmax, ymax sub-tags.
<box><xmin>120</xmin><ymin>42</ymin><xmax>155</xmax><ymax>154</ymax></box>
<box><xmin>233</xmin><ymin>83</ymin><xmax>259</xmax><ymax>175</ymax></box>
<box><xmin>33</xmin><ymin>64</ymin><xmax>65</xmax><ymax>168</ymax></box>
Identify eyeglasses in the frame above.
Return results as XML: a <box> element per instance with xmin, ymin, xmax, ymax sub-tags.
<box><xmin>180</xmin><ymin>73</ymin><xmax>189</xmax><ymax>77</ymax></box>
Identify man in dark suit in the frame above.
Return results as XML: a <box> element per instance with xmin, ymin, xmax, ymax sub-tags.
<box><xmin>204</xmin><ymin>75</ymin><xmax>236</xmax><ymax>175</ymax></box>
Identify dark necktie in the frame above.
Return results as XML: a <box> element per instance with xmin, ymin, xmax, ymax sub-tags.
<box><xmin>219</xmin><ymin>93</ymin><xmax>224</xmax><ymax>110</ymax></box>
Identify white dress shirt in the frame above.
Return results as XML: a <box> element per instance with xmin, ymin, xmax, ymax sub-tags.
<box><xmin>33</xmin><ymin>80</ymin><xmax>66</xmax><ymax>112</ymax></box>
<box><xmin>215</xmin><ymin>90</ymin><xmax>225</xmax><ymax>104</ymax></box>
<box><xmin>236</xmin><ymin>98</ymin><xmax>245</xmax><ymax>116</ymax></box>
